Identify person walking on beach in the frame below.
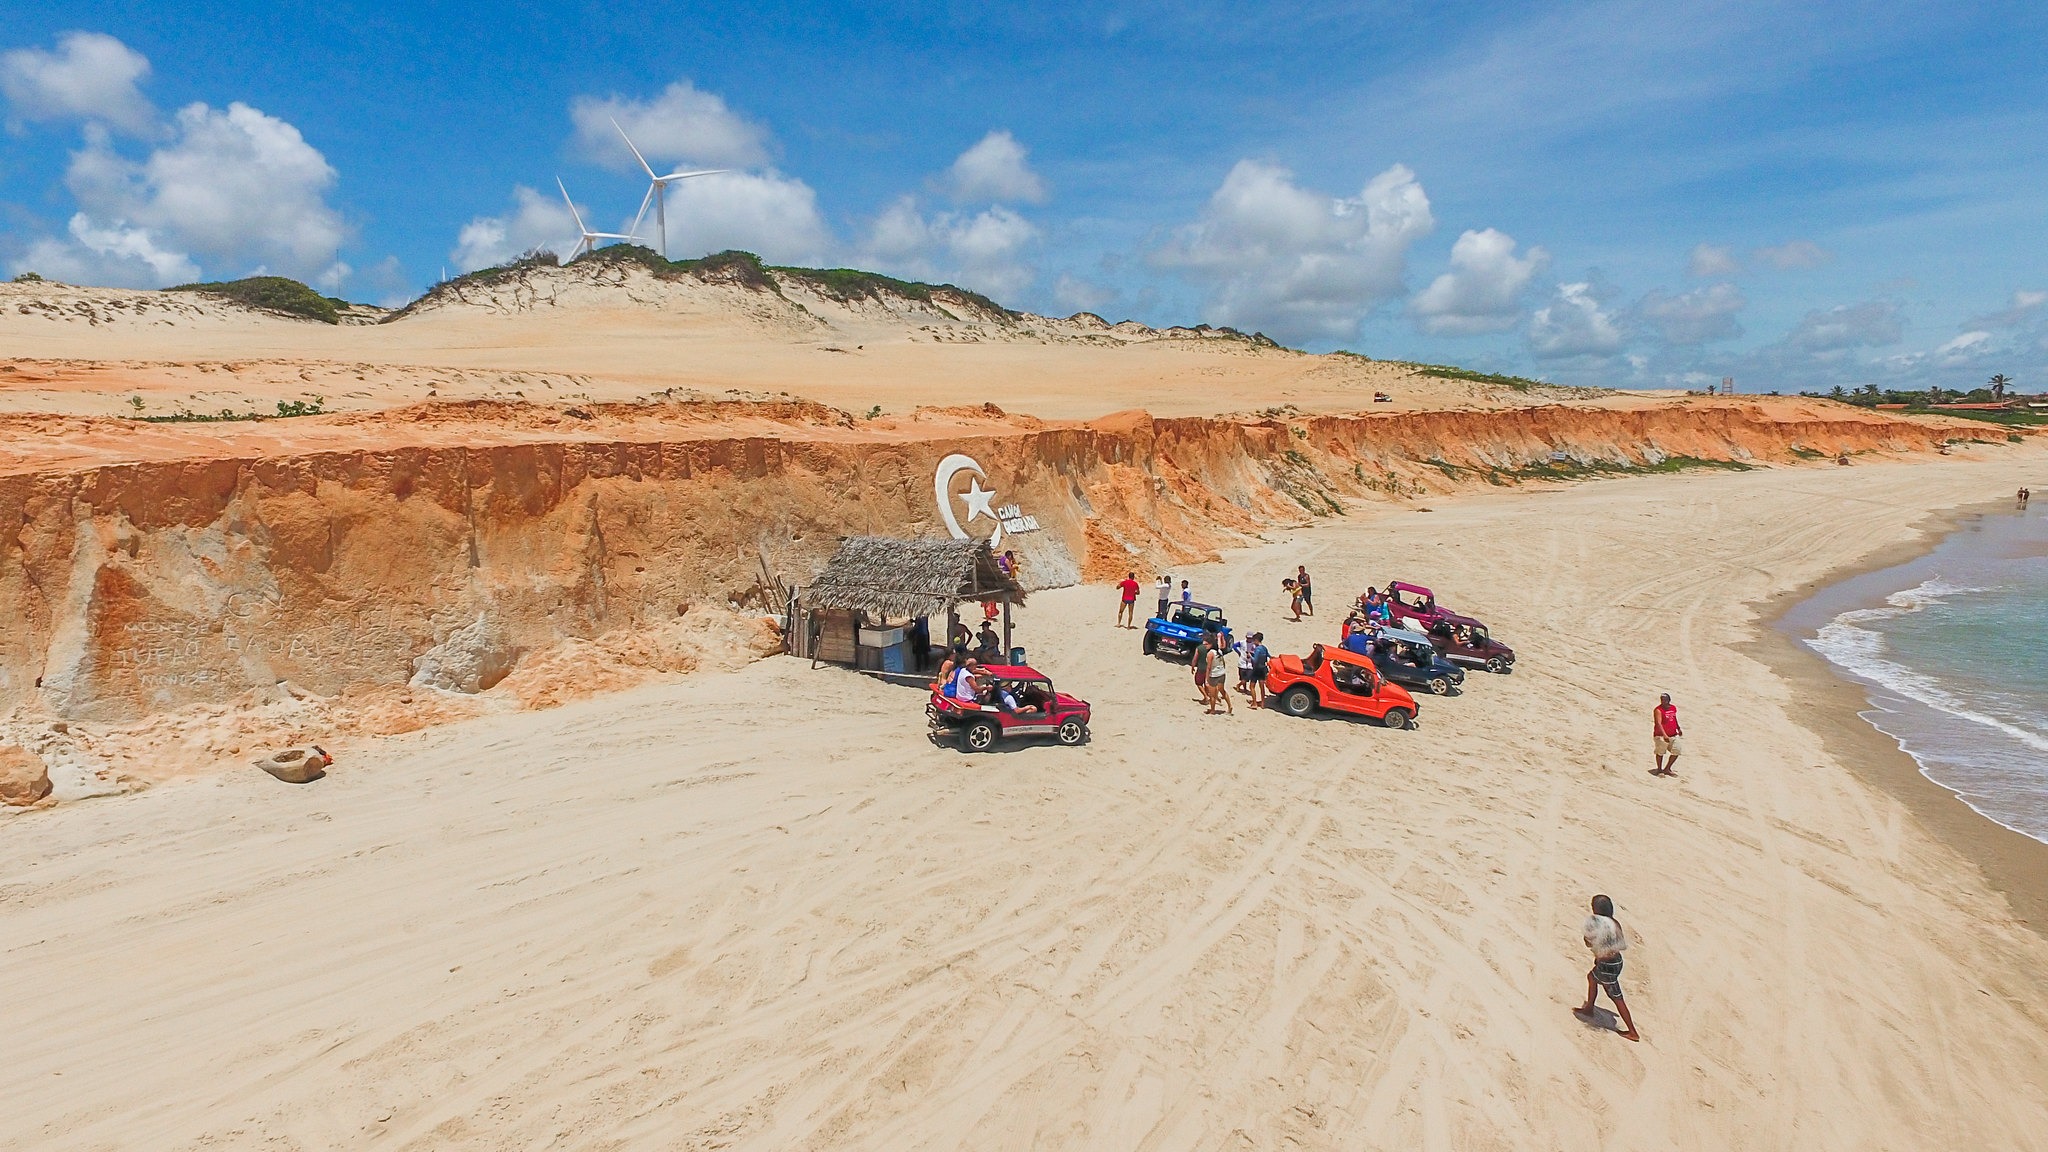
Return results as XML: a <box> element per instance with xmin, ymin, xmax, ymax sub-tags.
<box><xmin>2021</xmin><ymin>487</ymin><xmax>2032</xmax><ymax>509</ymax></box>
<box><xmin>1651</xmin><ymin>693</ymin><xmax>1683</xmax><ymax>776</ymax></box>
<box><xmin>1193</xmin><ymin>635</ymin><xmax>1219</xmax><ymax>713</ymax></box>
<box><xmin>1575</xmin><ymin>894</ymin><xmax>1640</xmax><ymax>1041</ymax></box>
<box><xmin>1116</xmin><ymin>572</ymin><xmax>1141</xmax><ymax>628</ymax></box>
<box><xmin>1284</xmin><ymin>578</ymin><xmax>1303</xmax><ymax>621</ymax></box>
<box><xmin>1295</xmin><ymin>566</ymin><xmax>1313</xmax><ymax>616</ymax></box>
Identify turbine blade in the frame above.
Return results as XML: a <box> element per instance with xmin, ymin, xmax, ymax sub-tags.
<box><xmin>628</xmin><ymin>184</ymin><xmax>655</xmax><ymax>243</ymax></box>
<box><xmin>658</xmin><ymin>168</ymin><xmax>729</xmax><ymax>182</ymax></box>
<box><xmin>557</xmin><ymin>177</ymin><xmax>588</xmax><ymax>234</ymax></box>
<box><xmin>611</xmin><ymin>117</ymin><xmax>657</xmax><ymax>179</ymax></box>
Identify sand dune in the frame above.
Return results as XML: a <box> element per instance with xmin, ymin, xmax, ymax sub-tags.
<box><xmin>5</xmin><ymin>452</ymin><xmax>2046</xmax><ymax>1149</ymax></box>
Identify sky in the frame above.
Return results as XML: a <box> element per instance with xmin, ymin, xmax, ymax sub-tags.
<box><xmin>1</xmin><ymin>0</ymin><xmax>2044</xmax><ymax>392</ymax></box>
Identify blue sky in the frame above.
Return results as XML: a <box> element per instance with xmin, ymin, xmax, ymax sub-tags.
<box><xmin>2</xmin><ymin>1</ymin><xmax>2044</xmax><ymax>391</ymax></box>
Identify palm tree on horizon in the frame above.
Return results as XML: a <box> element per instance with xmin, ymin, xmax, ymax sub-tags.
<box><xmin>1988</xmin><ymin>373</ymin><xmax>2011</xmax><ymax>401</ymax></box>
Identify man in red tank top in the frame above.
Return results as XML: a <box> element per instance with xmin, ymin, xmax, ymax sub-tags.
<box><xmin>1651</xmin><ymin>693</ymin><xmax>1683</xmax><ymax>776</ymax></box>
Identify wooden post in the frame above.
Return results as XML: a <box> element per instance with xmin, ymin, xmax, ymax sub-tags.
<box><xmin>1002</xmin><ymin>596</ymin><xmax>1013</xmax><ymax>659</ymax></box>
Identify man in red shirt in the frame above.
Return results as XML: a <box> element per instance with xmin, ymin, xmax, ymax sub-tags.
<box><xmin>1651</xmin><ymin>693</ymin><xmax>1683</xmax><ymax>776</ymax></box>
<box><xmin>1116</xmin><ymin>571</ymin><xmax>1141</xmax><ymax>628</ymax></box>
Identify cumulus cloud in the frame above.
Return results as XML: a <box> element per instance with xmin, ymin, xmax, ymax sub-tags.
<box><xmin>1635</xmin><ymin>282</ymin><xmax>1745</xmax><ymax>344</ymax></box>
<box><xmin>1529</xmin><ymin>281</ymin><xmax>1623</xmax><ymax>359</ymax></box>
<box><xmin>24</xmin><ymin>102</ymin><xmax>346</xmax><ymax>285</ymax></box>
<box><xmin>0</xmin><ymin>31</ymin><xmax>154</xmax><ymax>134</ymax></box>
<box><xmin>1782</xmin><ymin>299</ymin><xmax>1902</xmax><ymax>353</ymax></box>
<box><xmin>1409</xmin><ymin>228</ymin><xmax>1546</xmax><ymax>335</ymax></box>
<box><xmin>657</xmin><ymin>170</ymin><xmax>832</xmax><ymax>266</ymax></box>
<box><xmin>941</xmin><ymin>130</ymin><xmax>1047</xmax><ymax>203</ymax></box>
<box><xmin>1687</xmin><ymin>242</ymin><xmax>1739</xmax><ymax>278</ymax></box>
<box><xmin>1966</xmin><ymin>289</ymin><xmax>2046</xmax><ymax>330</ymax></box>
<box><xmin>12</xmin><ymin>213</ymin><xmax>197</xmax><ymax>287</ymax></box>
<box><xmin>860</xmin><ymin>196</ymin><xmax>1037</xmax><ymax>300</ymax></box>
<box><xmin>1153</xmin><ymin>160</ymin><xmax>1434</xmax><ymax>342</ymax></box>
<box><xmin>450</xmin><ymin>185</ymin><xmax>578</xmax><ymax>271</ymax></box>
<box><xmin>1933</xmin><ymin>331</ymin><xmax>1991</xmax><ymax>356</ymax></box>
<box><xmin>1753</xmin><ymin>239</ymin><xmax>1829</xmax><ymax>270</ymax></box>
<box><xmin>571</xmin><ymin>81</ymin><xmax>770</xmax><ymax>171</ymax></box>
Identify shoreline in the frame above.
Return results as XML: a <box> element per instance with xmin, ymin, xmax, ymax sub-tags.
<box><xmin>1747</xmin><ymin>499</ymin><xmax>2048</xmax><ymax>935</ymax></box>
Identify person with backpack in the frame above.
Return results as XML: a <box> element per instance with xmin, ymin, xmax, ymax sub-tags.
<box><xmin>1244</xmin><ymin>632</ymin><xmax>1272</xmax><ymax>705</ymax></box>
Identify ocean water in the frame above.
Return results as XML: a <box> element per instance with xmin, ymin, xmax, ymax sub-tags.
<box><xmin>1780</xmin><ymin>504</ymin><xmax>2048</xmax><ymax>844</ymax></box>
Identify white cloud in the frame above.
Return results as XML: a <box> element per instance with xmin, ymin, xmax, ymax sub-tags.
<box><xmin>63</xmin><ymin>101</ymin><xmax>345</xmax><ymax>279</ymax></box>
<box><xmin>571</xmin><ymin>81</ymin><xmax>770</xmax><ymax>171</ymax></box>
<box><xmin>1753</xmin><ymin>239</ymin><xmax>1829</xmax><ymax>270</ymax></box>
<box><xmin>1635</xmin><ymin>282</ymin><xmax>1745</xmax><ymax>344</ymax></box>
<box><xmin>1782</xmin><ymin>299</ymin><xmax>1903</xmax><ymax>353</ymax></box>
<box><xmin>1409</xmin><ymin>227</ymin><xmax>1546</xmax><ymax>335</ymax></box>
<box><xmin>860</xmin><ymin>196</ymin><xmax>1037</xmax><ymax>299</ymax></box>
<box><xmin>941</xmin><ymin>130</ymin><xmax>1047</xmax><ymax>203</ymax></box>
<box><xmin>1687</xmin><ymin>242</ymin><xmax>1739</xmax><ymax>278</ymax></box>
<box><xmin>1931</xmin><ymin>331</ymin><xmax>1990</xmax><ymax>357</ymax></box>
<box><xmin>1153</xmin><ymin>160</ymin><xmax>1434</xmax><ymax>342</ymax></box>
<box><xmin>657</xmin><ymin>170</ymin><xmax>832</xmax><ymax>266</ymax></box>
<box><xmin>1966</xmin><ymin>289</ymin><xmax>2046</xmax><ymax>330</ymax></box>
<box><xmin>11</xmin><ymin>212</ymin><xmax>197</xmax><ymax>287</ymax></box>
<box><xmin>450</xmin><ymin>185</ymin><xmax>577</xmax><ymax>272</ymax></box>
<box><xmin>1529</xmin><ymin>281</ymin><xmax>1623</xmax><ymax>359</ymax></box>
<box><xmin>1052</xmin><ymin>273</ymin><xmax>1117</xmax><ymax>314</ymax></box>
<box><xmin>0</xmin><ymin>31</ymin><xmax>154</xmax><ymax>134</ymax></box>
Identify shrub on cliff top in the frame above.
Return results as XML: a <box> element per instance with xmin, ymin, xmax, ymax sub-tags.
<box><xmin>168</xmin><ymin>276</ymin><xmax>348</xmax><ymax>324</ymax></box>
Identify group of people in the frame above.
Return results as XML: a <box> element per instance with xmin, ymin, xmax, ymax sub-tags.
<box><xmin>1116</xmin><ymin>571</ymin><xmax>1197</xmax><ymax>629</ymax></box>
<box><xmin>1187</xmin><ymin>629</ymin><xmax>1273</xmax><ymax>714</ymax></box>
<box><xmin>1340</xmin><ymin>586</ymin><xmax>1396</xmax><ymax>638</ymax></box>
<box><xmin>933</xmin><ymin>651</ymin><xmax>1046</xmax><ymax>715</ymax></box>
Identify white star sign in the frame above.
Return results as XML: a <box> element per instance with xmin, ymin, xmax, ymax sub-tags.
<box><xmin>958</xmin><ymin>478</ymin><xmax>999</xmax><ymax>523</ymax></box>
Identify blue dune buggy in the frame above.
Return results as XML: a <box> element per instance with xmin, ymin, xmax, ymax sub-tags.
<box><xmin>1143</xmin><ymin>601</ymin><xmax>1233</xmax><ymax>660</ymax></box>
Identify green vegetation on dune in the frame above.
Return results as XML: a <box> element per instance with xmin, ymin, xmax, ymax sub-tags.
<box><xmin>1404</xmin><ymin>363</ymin><xmax>1558</xmax><ymax>392</ymax></box>
<box><xmin>168</xmin><ymin>276</ymin><xmax>350</xmax><ymax>324</ymax></box>
<box><xmin>131</xmin><ymin>397</ymin><xmax>327</xmax><ymax>423</ymax></box>
<box><xmin>1490</xmin><ymin>455</ymin><xmax>1752</xmax><ymax>484</ymax></box>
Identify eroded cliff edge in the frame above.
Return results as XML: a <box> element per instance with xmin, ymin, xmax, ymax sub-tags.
<box><xmin>0</xmin><ymin>396</ymin><xmax>2001</xmax><ymax>734</ymax></box>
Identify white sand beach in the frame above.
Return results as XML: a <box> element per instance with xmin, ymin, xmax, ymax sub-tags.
<box><xmin>5</xmin><ymin>450</ymin><xmax>2047</xmax><ymax>1150</ymax></box>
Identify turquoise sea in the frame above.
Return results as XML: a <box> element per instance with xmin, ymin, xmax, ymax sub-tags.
<box><xmin>1780</xmin><ymin>503</ymin><xmax>2048</xmax><ymax>844</ymax></box>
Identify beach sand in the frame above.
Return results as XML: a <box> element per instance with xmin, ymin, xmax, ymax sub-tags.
<box><xmin>4</xmin><ymin>451</ymin><xmax>2048</xmax><ymax>1149</ymax></box>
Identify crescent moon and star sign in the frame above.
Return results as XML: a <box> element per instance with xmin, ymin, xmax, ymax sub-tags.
<box><xmin>933</xmin><ymin>454</ymin><xmax>1042</xmax><ymax>547</ymax></box>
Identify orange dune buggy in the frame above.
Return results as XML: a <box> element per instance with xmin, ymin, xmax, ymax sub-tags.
<box><xmin>1262</xmin><ymin>643</ymin><xmax>1419</xmax><ymax>730</ymax></box>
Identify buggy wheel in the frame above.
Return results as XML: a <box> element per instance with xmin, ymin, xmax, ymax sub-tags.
<box><xmin>1057</xmin><ymin>719</ymin><xmax>1087</xmax><ymax>746</ymax></box>
<box><xmin>1141</xmin><ymin>632</ymin><xmax>1158</xmax><ymax>656</ymax></box>
<box><xmin>1280</xmin><ymin>686</ymin><xmax>1318</xmax><ymax>716</ymax></box>
<box><xmin>1486</xmin><ymin>656</ymin><xmax>1508</xmax><ymax>674</ymax></box>
<box><xmin>962</xmin><ymin>720</ymin><xmax>998</xmax><ymax>753</ymax></box>
<box><xmin>1382</xmin><ymin>707</ymin><xmax>1412</xmax><ymax>731</ymax></box>
<box><xmin>1427</xmin><ymin>676</ymin><xmax>1452</xmax><ymax>696</ymax></box>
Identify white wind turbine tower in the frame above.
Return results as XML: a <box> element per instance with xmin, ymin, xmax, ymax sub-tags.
<box><xmin>612</xmin><ymin>117</ymin><xmax>726</xmax><ymax>260</ymax></box>
<box><xmin>557</xmin><ymin>178</ymin><xmax>639</xmax><ymax>258</ymax></box>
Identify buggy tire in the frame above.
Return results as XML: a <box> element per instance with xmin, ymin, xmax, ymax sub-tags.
<box><xmin>1382</xmin><ymin>707</ymin><xmax>1412</xmax><ymax>731</ymax></box>
<box><xmin>1427</xmin><ymin>676</ymin><xmax>1453</xmax><ymax>696</ymax></box>
<box><xmin>1057</xmin><ymin>719</ymin><xmax>1087</xmax><ymax>746</ymax></box>
<box><xmin>962</xmin><ymin>720</ymin><xmax>999</xmax><ymax>753</ymax></box>
<box><xmin>1141</xmin><ymin>632</ymin><xmax>1158</xmax><ymax>656</ymax></box>
<box><xmin>1280</xmin><ymin>686</ymin><xmax>1318</xmax><ymax>717</ymax></box>
<box><xmin>1486</xmin><ymin>656</ymin><xmax>1509</xmax><ymax>674</ymax></box>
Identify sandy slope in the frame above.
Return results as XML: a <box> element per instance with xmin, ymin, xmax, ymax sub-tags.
<box><xmin>4</xmin><ymin>451</ymin><xmax>2046</xmax><ymax>1149</ymax></box>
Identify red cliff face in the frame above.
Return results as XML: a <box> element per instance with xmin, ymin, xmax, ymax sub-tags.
<box><xmin>0</xmin><ymin>398</ymin><xmax>1998</xmax><ymax>726</ymax></box>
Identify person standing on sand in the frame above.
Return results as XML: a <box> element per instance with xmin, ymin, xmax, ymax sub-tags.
<box><xmin>1651</xmin><ymin>692</ymin><xmax>1683</xmax><ymax>776</ymax></box>
<box><xmin>1295</xmin><ymin>565</ymin><xmax>1313</xmax><ymax>616</ymax></box>
<box><xmin>1575</xmin><ymin>894</ymin><xmax>1640</xmax><ymax>1041</ymax></box>
<box><xmin>1116</xmin><ymin>572</ymin><xmax>1141</xmax><ymax>628</ymax></box>
<box><xmin>1213</xmin><ymin>635</ymin><xmax>1236</xmax><ymax>715</ymax></box>
<box><xmin>1195</xmin><ymin>635</ymin><xmax>1220</xmax><ymax>713</ymax></box>
<box><xmin>1284</xmin><ymin>578</ymin><xmax>1303</xmax><ymax>621</ymax></box>
<box><xmin>1155</xmin><ymin>574</ymin><xmax>1173</xmax><ymax>620</ymax></box>
<box><xmin>1180</xmin><ymin>579</ymin><xmax>1193</xmax><ymax>606</ymax></box>
<box><xmin>1246</xmin><ymin>633</ymin><xmax>1271</xmax><ymax>705</ymax></box>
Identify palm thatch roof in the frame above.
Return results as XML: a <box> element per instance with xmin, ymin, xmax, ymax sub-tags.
<box><xmin>802</xmin><ymin>536</ymin><xmax>1025</xmax><ymax>619</ymax></box>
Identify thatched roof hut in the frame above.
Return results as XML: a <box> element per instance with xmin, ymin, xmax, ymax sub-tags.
<box><xmin>802</xmin><ymin>536</ymin><xmax>1025</xmax><ymax>620</ymax></box>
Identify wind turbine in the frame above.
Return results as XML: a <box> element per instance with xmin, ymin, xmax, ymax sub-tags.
<box><xmin>557</xmin><ymin>178</ymin><xmax>639</xmax><ymax>258</ymax></box>
<box><xmin>612</xmin><ymin>118</ymin><xmax>726</xmax><ymax>260</ymax></box>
